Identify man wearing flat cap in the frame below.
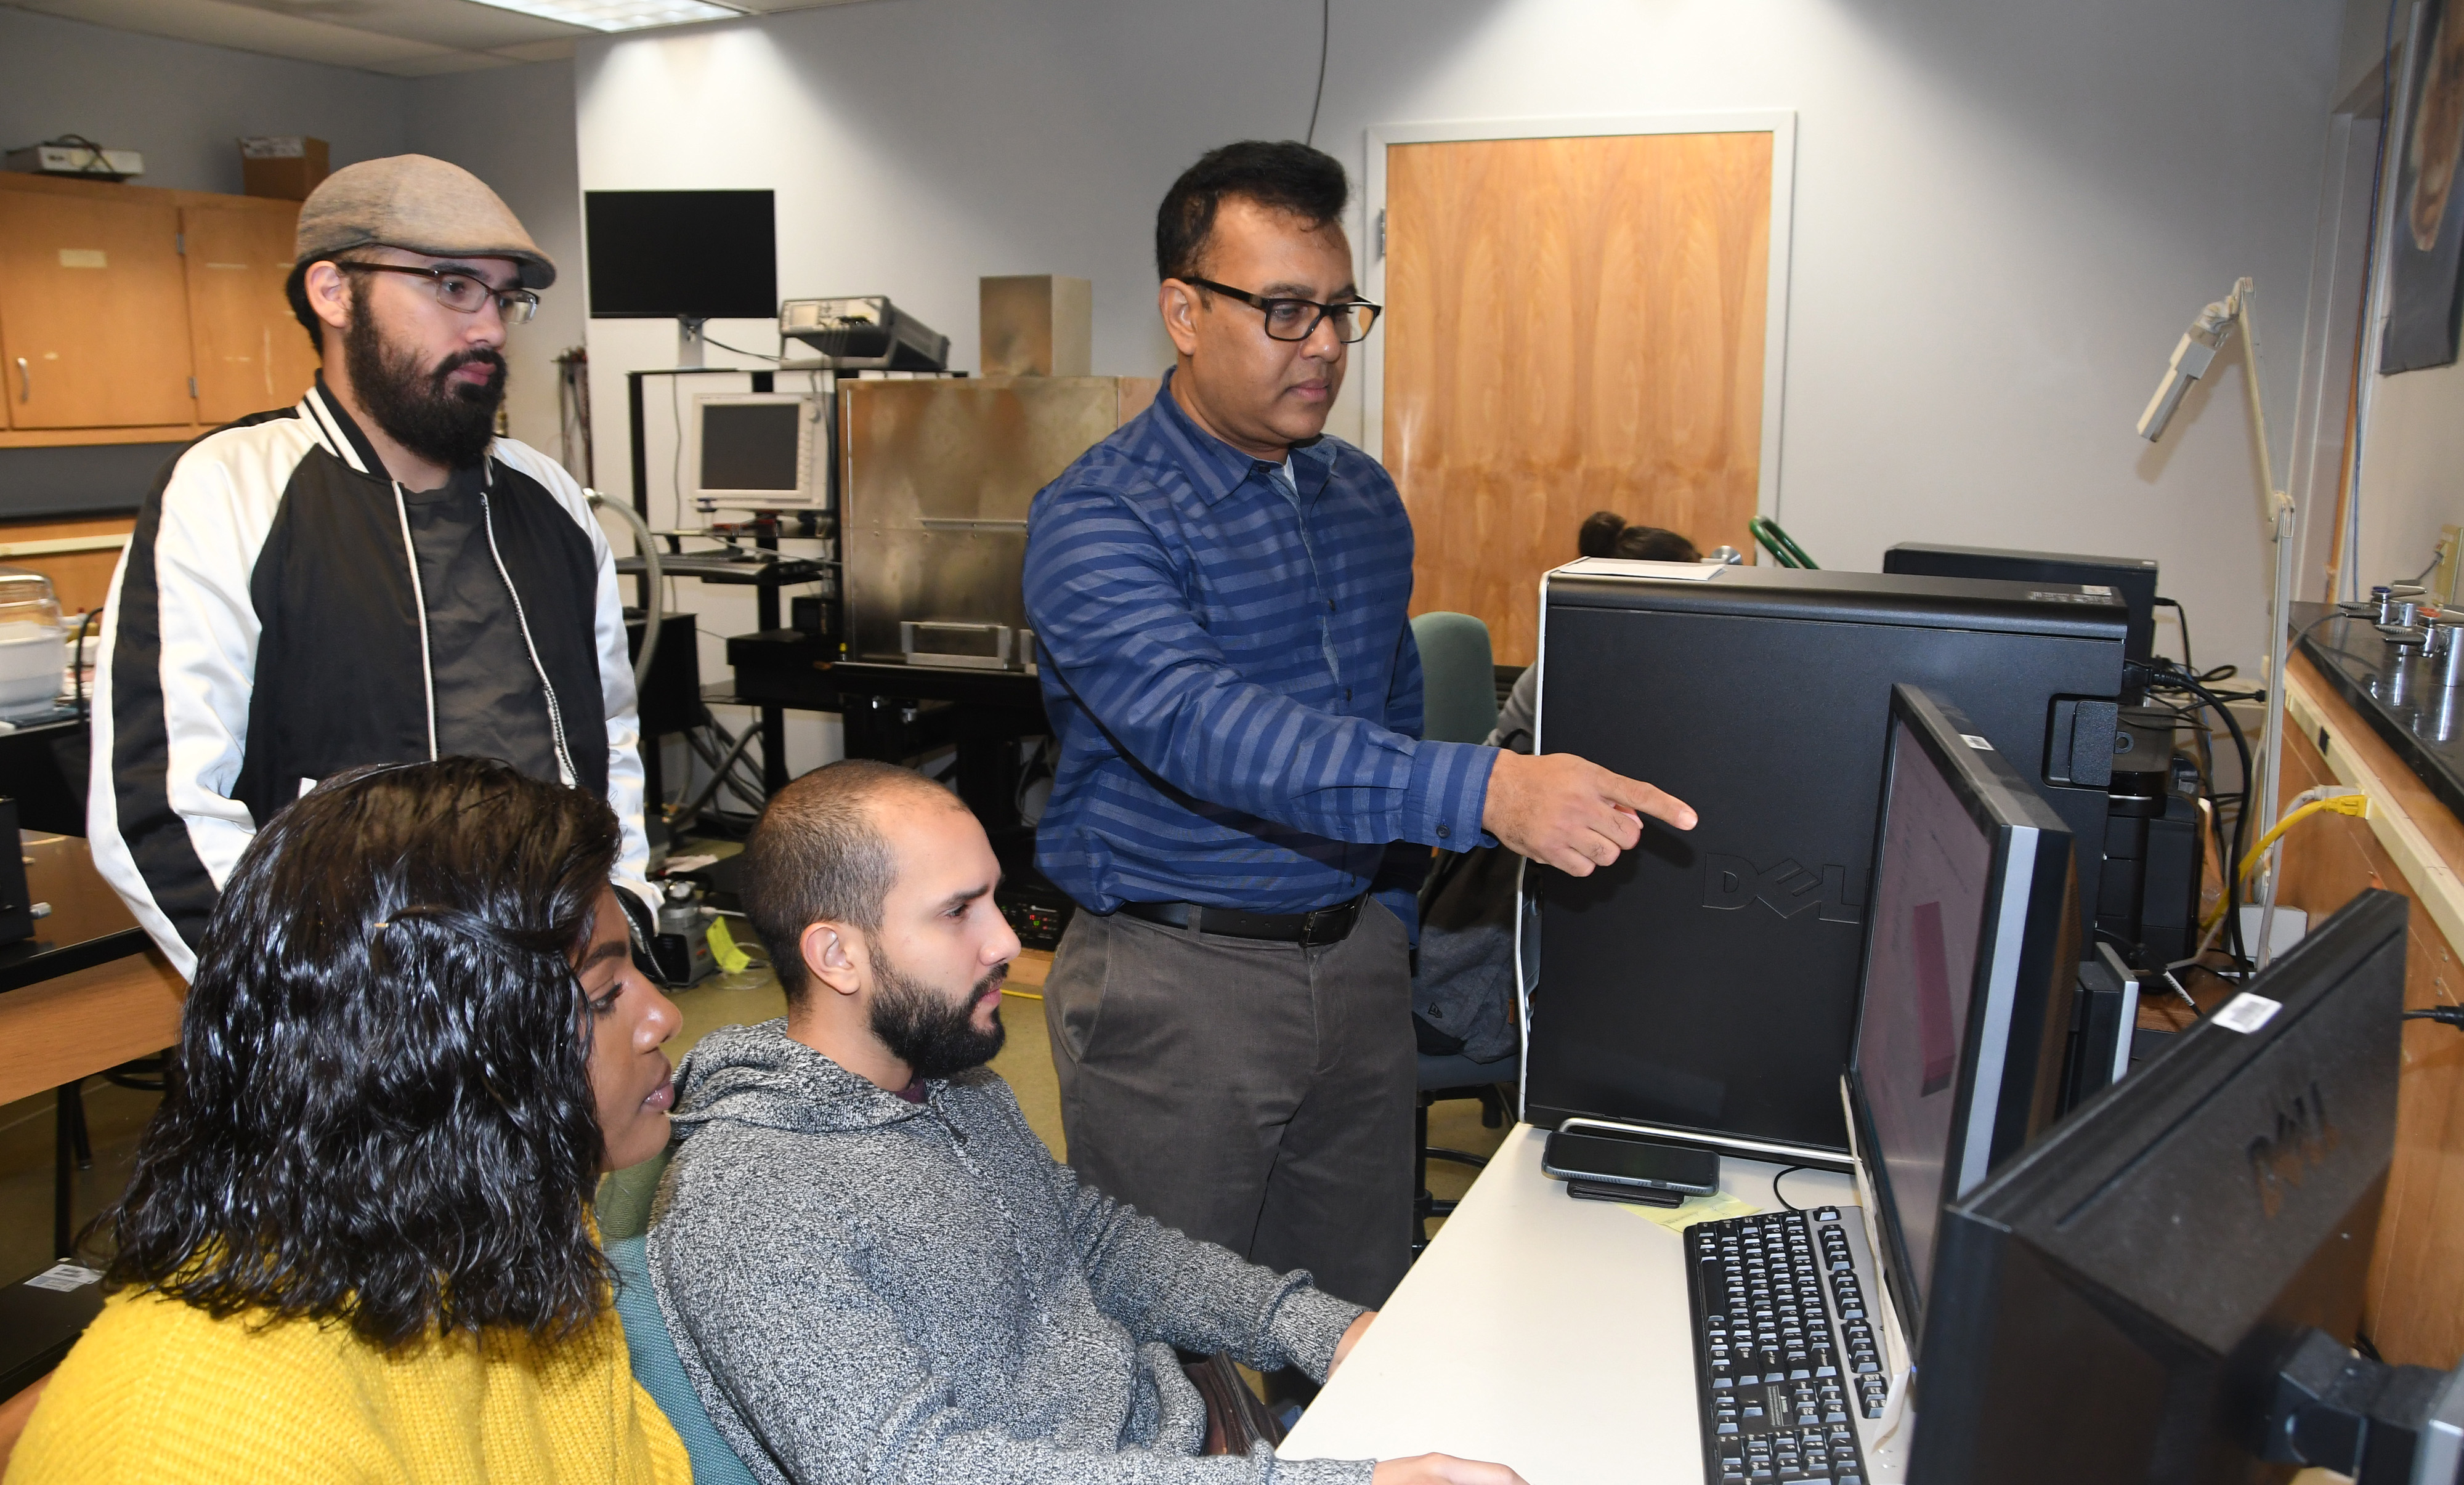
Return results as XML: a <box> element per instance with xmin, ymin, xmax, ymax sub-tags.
<box><xmin>89</xmin><ymin>155</ymin><xmax>652</xmax><ymax>977</ymax></box>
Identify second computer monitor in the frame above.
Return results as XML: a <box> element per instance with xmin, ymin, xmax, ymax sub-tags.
<box><xmin>1847</xmin><ymin>684</ymin><xmax>2081</xmax><ymax>1350</ymax></box>
<box><xmin>688</xmin><ymin>392</ymin><xmax>829</xmax><ymax>511</ymax></box>
<box><xmin>1906</xmin><ymin>889</ymin><xmax>2407</xmax><ymax>1483</ymax></box>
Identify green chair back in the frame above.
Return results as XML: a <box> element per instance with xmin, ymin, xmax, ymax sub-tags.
<box><xmin>598</xmin><ymin>1144</ymin><xmax>671</xmax><ymax>1244</ymax></box>
<box><xmin>1411</xmin><ymin>611</ymin><xmax>1500</xmax><ymax>745</ymax></box>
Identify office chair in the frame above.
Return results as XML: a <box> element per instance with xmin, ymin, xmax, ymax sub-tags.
<box><xmin>1406</xmin><ymin>612</ymin><xmax>1518</xmax><ymax>1253</ymax></box>
<box><xmin>599</xmin><ymin>1149</ymin><xmax>761</xmax><ymax>1485</ymax></box>
<box><xmin>1409</xmin><ymin>611</ymin><xmax>1501</xmax><ymax>747</ymax></box>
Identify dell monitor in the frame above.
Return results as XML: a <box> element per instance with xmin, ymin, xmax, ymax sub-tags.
<box><xmin>686</xmin><ymin>393</ymin><xmax>827</xmax><ymax>511</ymax></box>
<box><xmin>1903</xmin><ymin>888</ymin><xmax>2408</xmax><ymax>1484</ymax></box>
<box><xmin>1845</xmin><ymin>684</ymin><xmax>2081</xmax><ymax>1352</ymax></box>
<box><xmin>585</xmin><ymin>190</ymin><xmax>777</xmax><ymax>321</ymax></box>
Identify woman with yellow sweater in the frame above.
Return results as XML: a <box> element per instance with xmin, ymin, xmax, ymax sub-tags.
<box><xmin>7</xmin><ymin>758</ymin><xmax>691</xmax><ymax>1484</ymax></box>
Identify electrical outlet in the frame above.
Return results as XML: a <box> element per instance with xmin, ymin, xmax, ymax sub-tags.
<box><xmin>2440</xmin><ymin>524</ymin><xmax>2463</xmax><ymax>605</ymax></box>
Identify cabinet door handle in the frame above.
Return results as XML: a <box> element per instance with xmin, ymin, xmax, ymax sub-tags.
<box><xmin>12</xmin><ymin>357</ymin><xmax>25</xmax><ymax>403</ymax></box>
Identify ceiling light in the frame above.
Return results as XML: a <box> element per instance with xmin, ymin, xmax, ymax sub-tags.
<box><xmin>463</xmin><ymin>0</ymin><xmax>746</xmax><ymax>31</ymax></box>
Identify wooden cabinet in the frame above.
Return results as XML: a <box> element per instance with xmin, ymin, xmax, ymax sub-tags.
<box><xmin>182</xmin><ymin>203</ymin><xmax>317</xmax><ymax>424</ymax></box>
<box><xmin>0</xmin><ymin>191</ymin><xmax>194</xmax><ymax>429</ymax></box>
<box><xmin>0</xmin><ymin>173</ymin><xmax>306</xmax><ymax>447</ymax></box>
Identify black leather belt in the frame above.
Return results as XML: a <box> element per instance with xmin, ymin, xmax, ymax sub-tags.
<box><xmin>1117</xmin><ymin>894</ymin><xmax>1366</xmax><ymax>946</ymax></box>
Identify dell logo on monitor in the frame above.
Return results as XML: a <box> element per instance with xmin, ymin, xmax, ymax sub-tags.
<box><xmin>1703</xmin><ymin>854</ymin><xmax>1864</xmax><ymax>925</ymax></box>
<box><xmin>2248</xmin><ymin>1080</ymin><xmax>2340</xmax><ymax>1220</ymax></box>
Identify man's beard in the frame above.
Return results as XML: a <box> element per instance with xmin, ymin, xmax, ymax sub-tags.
<box><xmin>343</xmin><ymin>301</ymin><xmax>506</xmax><ymax>474</ymax></box>
<box><xmin>869</xmin><ymin>950</ymin><xmax>1007</xmax><ymax>1082</ymax></box>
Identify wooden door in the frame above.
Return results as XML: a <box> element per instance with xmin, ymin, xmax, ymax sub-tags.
<box><xmin>1384</xmin><ymin>132</ymin><xmax>1773</xmax><ymax>666</ymax></box>
<box><xmin>0</xmin><ymin>192</ymin><xmax>195</xmax><ymax>429</ymax></box>
<box><xmin>182</xmin><ymin>203</ymin><xmax>318</xmax><ymax>423</ymax></box>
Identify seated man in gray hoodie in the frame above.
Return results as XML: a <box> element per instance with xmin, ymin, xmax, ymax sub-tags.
<box><xmin>649</xmin><ymin>759</ymin><xmax>1524</xmax><ymax>1485</ymax></box>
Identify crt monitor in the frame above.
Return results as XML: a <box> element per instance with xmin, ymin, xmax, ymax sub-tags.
<box><xmin>686</xmin><ymin>393</ymin><xmax>827</xmax><ymax>510</ymax></box>
<box><xmin>1845</xmin><ymin>683</ymin><xmax>2081</xmax><ymax>1354</ymax></box>
<box><xmin>1904</xmin><ymin>888</ymin><xmax>2408</xmax><ymax>1484</ymax></box>
<box><xmin>585</xmin><ymin>190</ymin><xmax>777</xmax><ymax>320</ymax></box>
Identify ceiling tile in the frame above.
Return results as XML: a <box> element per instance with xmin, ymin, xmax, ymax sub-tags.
<box><xmin>15</xmin><ymin>0</ymin><xmax>458</xmax><ymax>67</ymax></box>
<box><xmin>221</xmin><ymin>0</ymin><xmax>590</xmax><ymax>50</ymax></box>
<box><xmin>726</xmin><ymin>0</ymin><xmax>867</xmax><ymax>13</ymax></box>
<box><xmin>488</xmin><ymin>36</ymin><xmax>575</xmax><ymax>59</ymax></box>
<box><xmin>363</xmin><ymin>46</ymin><xmax>518</xmax><ymax>73</ymax></box>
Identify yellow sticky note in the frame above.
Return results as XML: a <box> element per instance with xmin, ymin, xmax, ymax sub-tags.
<box><xmin>1624</xmin><ymin>1188</ymin><xmax>1765</xmax><ymax>1233</ymax></box>
<box><xmin>704</xmin><ymin>915</ymin><xmax>752</xmax><ymax>974</ymax></box>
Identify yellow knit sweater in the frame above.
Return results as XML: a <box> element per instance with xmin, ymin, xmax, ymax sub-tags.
<box><xmin>4</xmin><ymin>1286</ymin><xmax>690</xmax><ymax>1484</ymax></box>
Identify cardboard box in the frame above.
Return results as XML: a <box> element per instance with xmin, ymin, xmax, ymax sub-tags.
<box><xmin>980</xmin><ymin>275</ymin><xmax>1092</xmax><ymax>377</ymax></box>
<box><xmin>239</xmin><ymin>137</ymin><xmax>329</xmax><ymax>201</ymax></box>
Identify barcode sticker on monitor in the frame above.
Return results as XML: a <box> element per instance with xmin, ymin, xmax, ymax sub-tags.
<box><xmin>2213</xmin><ymin>992</ymin><xmax>2283</xmax><ymax>1034</ymax></box>
<box><xmin>1960</xmin><ymin>734</ymin><xmax>1993</xmax><ymax>751</ymax></box>
<box><xmin>25</xmin><ymin>1263</ymin><xmax>100</xmax><ymax>1293</ymax></box>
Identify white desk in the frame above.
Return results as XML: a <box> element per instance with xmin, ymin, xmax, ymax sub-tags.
<box><xmin>1281</xmin><ymin>1124</ymin><xmax>1859</xmax><ymax>1485</ymax></box>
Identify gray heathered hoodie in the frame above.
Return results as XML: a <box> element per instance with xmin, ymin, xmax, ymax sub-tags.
<box><xmin>648</xmin><ymin>1019</ymin><xmax>1380</xmax><ymax>1485</ymax></box>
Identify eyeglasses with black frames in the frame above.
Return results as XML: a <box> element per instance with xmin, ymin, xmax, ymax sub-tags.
<box><xmin>1184</xmin><ymin>278</ymin><xmax>1381</xmax><ymax>344</ymax></box>
<box><xmin>336</xmin><ymin>262</ymin><xmax>541</xmax><ymax>325</ymax></box>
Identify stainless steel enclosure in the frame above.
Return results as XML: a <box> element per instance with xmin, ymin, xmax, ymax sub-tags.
<box><xmin>838</xmin><ymin>376</ymin><xmax>1158</xmax><ymax>668</ymax></box>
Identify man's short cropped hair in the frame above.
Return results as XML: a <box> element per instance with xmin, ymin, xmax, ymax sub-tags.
<box><xmin>1156</xmin><ymin>140</ymin><xmax>1350</xmax><ymax>283</ymax></box>
<box><xmin>741</xmin><ymin>760</ymin><xmax>963</xmax><ymax>1005</ymax></box>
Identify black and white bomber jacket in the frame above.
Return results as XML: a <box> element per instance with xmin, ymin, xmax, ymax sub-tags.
<box><xmin>88</xmin><ymin>380</ymin><xmax>649</xmax><ymax>978</ymax></box>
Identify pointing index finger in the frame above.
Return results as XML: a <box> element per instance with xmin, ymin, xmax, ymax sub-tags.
<box><xmin>1605</xmin><ymin>774</ymin><xmax>1697</xmax><ymax>832</ymax></box>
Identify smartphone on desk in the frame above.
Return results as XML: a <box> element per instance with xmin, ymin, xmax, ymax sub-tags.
<box><xmin>1542</xmin><ymin>1120</ymin><xmax>1720</xmax><ymax>1196</ymax></box>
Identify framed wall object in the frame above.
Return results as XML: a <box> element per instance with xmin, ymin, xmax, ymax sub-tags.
<box><xmin>2381</xmin><ymin>0</ymin><xmax>2464</xmax><ymax>373</ymax></box>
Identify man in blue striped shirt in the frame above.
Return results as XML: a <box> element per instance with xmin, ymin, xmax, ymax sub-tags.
<box><xmin>1024</xmin><ymin>142</ymin><xmax>1694</xmax><ymax>1316</ymax></box>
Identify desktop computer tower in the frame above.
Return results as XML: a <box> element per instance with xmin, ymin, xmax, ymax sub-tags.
<box><xmin>1523</xmin><ymin>560</ymin><xmax>2126</xmax><ymax>1159</ymax></box>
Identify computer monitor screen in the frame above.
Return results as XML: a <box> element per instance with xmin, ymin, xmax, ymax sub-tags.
<box><xmin>585</xmin><ymin>190</ymin><xmax>777</xmax><ymax>320</ymax></box>
<box><xmin>1907</xmin><ymin>889</ymin><xmax>2406</xmax><ymax>1484</ymax></box>
<box><xmin>1847</xmin><ymin>684</ymin><xmax>2080</xmax><ymax>1351</ymax></box>
<box><xmin>688</xmin><ymin>394</ymin><xmax>824</xmax><ymax>509</ymax></box>
<box><xmin>1853</xmin><ymin>714</ymin><xmax>1995</xmax><ymax>1300</ymax></box>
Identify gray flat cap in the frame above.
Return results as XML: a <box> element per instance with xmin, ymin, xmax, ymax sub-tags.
<box><xmin>294</xmin><ymin>154</ymin><xmax>556</xmax><ymax>289</ymax></box>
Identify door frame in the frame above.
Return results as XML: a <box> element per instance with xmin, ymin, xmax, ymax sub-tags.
<box><xmin>1358</xmin><ymin>111</ymin><xmax>1798</xmax><ymax>520</ymax></box>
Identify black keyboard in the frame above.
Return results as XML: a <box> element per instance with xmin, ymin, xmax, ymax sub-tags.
<box><xmin>1684</xmin><ymin>1207</ymin><xmax>1886</xmax><ymax>1485</ymax></box>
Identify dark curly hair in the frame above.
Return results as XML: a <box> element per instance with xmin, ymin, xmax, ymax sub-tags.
<box><xmin>1577</xmin><ymin>511</ymin><xmax>1629</xmax><ymax>558</ymax></box>
<box><xmin>1613</xmin><ymin>525</ymin><xmax>1701</xmax><ymax>562</ymax></box>
<box><xmin>1156</xmin><ymin>140</ymin><xmax>1349</xmax><ymax>283</ymax></box>
<box><xmin>99</xmin><ymin>757</ymin><xmax>623</xmax><ymax>1348</ymax></box>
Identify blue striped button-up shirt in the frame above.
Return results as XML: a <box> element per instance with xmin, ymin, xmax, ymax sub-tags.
<box><xmin>1023</xmin><ymin>371</ymin><xmax>1497</xmax><ymax>920</ymax></box>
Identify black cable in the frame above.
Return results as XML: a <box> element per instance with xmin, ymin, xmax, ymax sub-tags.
<box><xmin>2154</xmin><ymin>662</ymin><xmax>2255</xmax><ymax>969</ymax></box>
<box><xmin>1770</xmin><ymin>1165</ymin><xmax>1811</xmax><ymax>1213</ymax></box>
<box><xmin>1303</xmin><ymin>0</ymin><xmax>1330</xmax><ymax>148</ymax></box>
<box><xmin>2404</xmin><ymin>1006</ymin><xmax>2464</xmax><ymax>1029</ymax></box>
<box><xmin>2154</xmin><ymin>596</ymin><xmax>2193</xmax><ymax>677</ymax></box>
<box><xmin>700</xmin><ymin>334</ymin><xmax>788</xmax><ymax>364</ymax></box>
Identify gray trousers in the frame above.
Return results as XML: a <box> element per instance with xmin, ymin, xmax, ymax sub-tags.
<box><xmin>1041</xmin><ymin>901</ymin><xmax>1416</xmax><ymax>1309</ymax></box>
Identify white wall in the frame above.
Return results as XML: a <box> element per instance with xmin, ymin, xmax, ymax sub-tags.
<box><xmin>574</xmin><ymin>0</ymin><xmax>2348</xmax><ymax>687</ymax></box>
<box><xmin>0</xmin><ymin>6</ymin><xmax>408</xmax><ymax>195</ymax></box>
<box><xmin>2352</xmin><ymin>363</ymin><xmax>2464</xmax><ymax>599</ymax></box>
<box><xmin>403</xmin><ymin>62</ymin><xmax>588</xmax><ymax>459</ymax></box>
<box><xmin>0</xmin><ymin>10</ymin><xmax>587</xmax><ymax>458</ymax></box>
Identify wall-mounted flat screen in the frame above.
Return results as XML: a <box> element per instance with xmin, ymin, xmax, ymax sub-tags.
<box><xmin>585</xmin><ymin>190</ymin><xmax>776</xmax><ymax>320</ymax></box>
